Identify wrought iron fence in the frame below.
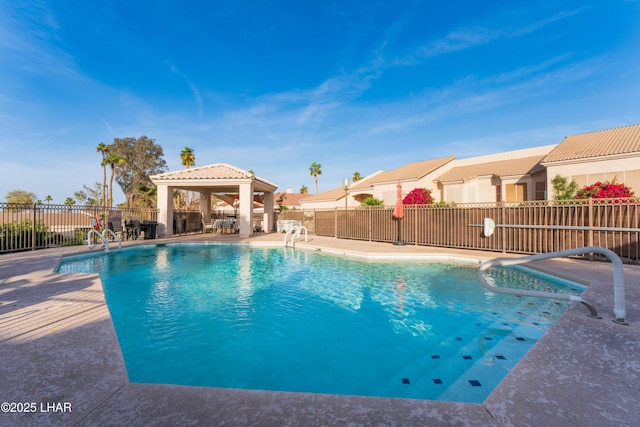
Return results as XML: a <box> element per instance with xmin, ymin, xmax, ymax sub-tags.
<box><xmin>0</xmin><ymin>203</ymin><xmax>158</xmax><ymax>254</ymax></box>
<box><xmin>311</xmin><ymin>199</ymin><xmax>640</xmax><ymax>261</ymax></box>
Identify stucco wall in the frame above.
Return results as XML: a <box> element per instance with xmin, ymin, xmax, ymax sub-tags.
<box><xmin>546</xmin><ymin>157</ymin><xmax>640</xmax><ymax>196</ymax></box>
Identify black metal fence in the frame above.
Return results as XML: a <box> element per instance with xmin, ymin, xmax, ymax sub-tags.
<box><xmin>0</xmin><ymin>203</ymin><xmax>158</xmax><ymax>254</ymax></box>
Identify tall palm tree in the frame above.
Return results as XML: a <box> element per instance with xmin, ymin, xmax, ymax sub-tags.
<box><xmin>180</xmin><ymin>147</ymin><xmax>196</xmax><ymax>207</ymax></box>
<box><xmin>309</xmin><ymin>162</ymin><xmax>322</xmax><ymax>194</ymax></box>
<box><xmin>96</xmin><ymin>142</ymin><xmax>109</xmax><ymax>206</ymax></box>
<box><xmin>64</xmin><ymin>197</ymin><xmax>75</xmax><ymax>210</ymax></box>
<box><xmin>45</xmin><ymin>195</ymin><xmax>52</xmax><ymax>204</ymax></box>
<box><xmin>352</xmin><ymin>171</ymin><xmax>362</xmax><ymax>182</ymax></box>
<box><xmin>106</xmin><ymin>152</ymin><xmax>125</xmax><ymax>208</ymax></box>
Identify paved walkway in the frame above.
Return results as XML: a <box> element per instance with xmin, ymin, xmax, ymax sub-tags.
<box><xmin>1</xmin><ymin>233</ymin><xmax>639</xmax><ymax>426</ymax></box>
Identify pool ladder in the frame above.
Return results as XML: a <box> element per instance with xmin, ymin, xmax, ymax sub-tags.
<box><xmin>478</xmin><ymin>246</ymin><xmax>627</xmax><ymax>325</ymax></box>
<box><xmin>87</xmin><ymin>229</ymin><xmax>122</xmax><ymax>252</ymax></box>
<box><xmin>284</xmin><ymin>225</ymin><xmax>308</xmax><ymax>248</ymax></box>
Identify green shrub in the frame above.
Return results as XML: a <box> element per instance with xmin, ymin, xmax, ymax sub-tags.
<box><xmin>362</xmin><ymin>196</ymin><xmax>384</xmax><ymax>206</ymax></box>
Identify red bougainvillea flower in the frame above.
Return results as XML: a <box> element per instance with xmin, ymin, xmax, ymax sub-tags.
<box><xmin>402</xmin><ymin>188</ymin><xmax>434</xmax><ymax>205</ymax></box>
<box><xmin>576</xmin><ymin>181</ymin><xmax>634</xmax><ymax>199</ymax></box>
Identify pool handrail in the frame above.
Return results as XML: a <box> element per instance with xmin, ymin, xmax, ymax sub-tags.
<box><xmin>284</xmin><ymin>225</ymin><xmax>308</xmax><ymax>248</ymax></box>
<box><xmin>478</xmin><ymin>246</ymin><xmax>627</xmax><ymax>325</ymax></box>
<box><xmin>87</xmin><ymin>229</ymin><xmax>105</xmax><ymax>250</ymax></box>
<box><xmin>101</xmin><ymin>228</ymin><xmax>122</xmax><ymax>252</ymax></box>
<box><xmin>87</xmin><ymin>228</ymin><xmax>122</xmax><ymax>252</ymax></box>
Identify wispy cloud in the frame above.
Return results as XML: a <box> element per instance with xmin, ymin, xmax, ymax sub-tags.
<box><xmin>0</xmin><ymin>2</ymin><xmax>78</xmax><ymax>80</ymax></box>
<box><xmin>392</xmin><ymin>8</ymin><xmax>585</xmax><ymax>66</ymax></box>
<box><xmin>167</xmin><ymin>62</ymin><xmax>204</xmax><ymax>117</ymax></box>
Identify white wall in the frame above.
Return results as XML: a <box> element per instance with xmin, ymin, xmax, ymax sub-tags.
<box><xmin>546</xmin><ymin>157</ymin><xmax>640</xmax><ymax>196</ymax></box>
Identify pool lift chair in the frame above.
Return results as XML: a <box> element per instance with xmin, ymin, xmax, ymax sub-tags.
<box><xmin>478</xmin><ymin>246</ymin><xmax>628</xmax><ymax>325</ymax></box>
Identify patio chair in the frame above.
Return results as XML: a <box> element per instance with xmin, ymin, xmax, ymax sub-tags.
<box><xmin>108</xmin><ymin>221</ymin><xmax>125</xmax><ymax>240</ymax></box>
<box><xmin>124</xmin><ymin>219</ymin><xmax>141</xmax><ymax>240</ymax></box>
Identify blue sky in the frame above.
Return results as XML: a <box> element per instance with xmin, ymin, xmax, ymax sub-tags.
<box><xmin>1</xmin><ymin>1</ymin><xmax>640</xmax><ymax>204</ymax></box>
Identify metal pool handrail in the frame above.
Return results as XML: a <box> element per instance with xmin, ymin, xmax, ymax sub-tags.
<box><xmin>87</xmin><ymin>228</ymin><xmax>122</xmax><ymax>252</ymax></box>
<box><xmin>284</xmin><ymin>225</ymin><xmax>308</xmax><ymax>248</ymax></box>
<box><xmin>478</xmin><ymin>246</ymin><xmax>627</xmax><ymax>325</ymax></box>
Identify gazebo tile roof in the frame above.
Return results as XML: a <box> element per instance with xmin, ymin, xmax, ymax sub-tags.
<box><xmin>151</xmin><ymin>163</ymin><xmax>252</xmax><ymax>180</ymax></box>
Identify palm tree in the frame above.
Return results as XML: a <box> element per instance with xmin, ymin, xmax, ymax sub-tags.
<box><xmin>64</xmin><ymin>197</ymin><xmax>75</xmax><ymax>210</ymax></box>
<box><xmin>96</xmin><ymin>142</ymin><xmax>109</xmax><ymax>206</ymax></box>
<box><xmin>45</xmin><ymin>195</ymin><xmax>52</xmax><ymax>204</ymax></box>
<box><xmin>352</xmin><ymin>171</ymin><xmax>362</xmax><ymax>182</ymax></box>
<box><xmin>180</xmin><ymin>147</ymin><xmax>196</xmax><ymax>207</ymax></box>
<box><xmin>137</xmin><ymin>185</ymin><xmax>157</xmax><ymax>208</ymax></box>
<box><xmin>300</xmin><ymin>185</ymin><xmax>309</xmax><ymax>194</ymax></box>
<box><xmin>106</xmin><ymin>152</ymin><xmax>125</xmax><ymax>208</ymax></box>
<box><xmin>173</xmin><ymin>189</ymin><xmax>183</xmax><ymax>208</ymax></box>
<box><xmin>309</xmin><ymin>162</ymin><xmax>322</xmax><ymax>194</ymax></box>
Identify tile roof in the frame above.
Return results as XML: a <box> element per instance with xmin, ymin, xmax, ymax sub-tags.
<box><xmin>370</xmin><ymin>156</ymin><xmax>456</xmax><ymax>183</ymax></box>
<box><xmin>302</xmin><ymin>173</ymin><xmax>377</xmax><ymax>202</ymax></box>
<box><xmin>274</xmin><ymin>192</ymin><xmax>311</xmax><ymax>207</ymax></box>
<box><xmin>150</xmin><ymin>163</ymin><xmax>278</xmax><ymax>191</ymax></box>
<box><xmin>436</xmin><ymin>155</ymin><xmax>546</xmax><ymax>184</ymax></box>
<box><xmin>542</xmin><ymin>124</ymin><xmax>640</xmax><ymax>163</ymax></box>
<box><xmin>151</xmin><ymin>163</ymin><xmax>252</xmax><ymax>180</ymax></box>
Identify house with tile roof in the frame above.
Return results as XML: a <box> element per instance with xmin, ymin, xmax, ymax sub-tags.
<box><xmin>350</xmin><ymin>156</ymin><xmax>457</xmax><ymax>205</ymax></box>
<box><xmin>274</xmin><ymin>189</ymin><xmax>310</xmax><ymax>211</ymax></box>
<box><xmin>434</xmin><ymin>145</ymin><xmax>556</xmax><ymax>203</ymax></box>
<box><xmin>541</xmin><ymin>124</ymin><xmax>640</xmax><ymax>196</ymax></box>
<box><xmin>300</xmin><ymin>171</ymin><xmax>384</xmax><ymax>210</ymax></box>
<box><xmin>275</xmin><ymin>124</ymin><xmax>640</xmax><ymax>213</ymax></box>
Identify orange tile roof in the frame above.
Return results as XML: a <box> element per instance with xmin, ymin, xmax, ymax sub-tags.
<box><xmin>370</xmin><ymin>156</ymin><xmax>456</xmax><ymax>183</ymax></box>
<box><xmin>302</xmin><ymin>173</ymin><xmax>377</xmax><ymax>202</ymax></box>
<box><xmin>436</xmin><ymin>155</ymin><xmax>546</xmax><ymax>184</ymax></box>
<box><xmin>151</xmin><ymin>163</ymin><xmax>253</xmax><ymax>180</ymax></box>
<box><xmin>274</xmin><ymin>192</ymin><xmax>311</xmax><ymax>207</ymax></box>
<box><xmin>542</xmin><ymin>124</ymin><xmax>640</xmax><ymax>163</ymax></box>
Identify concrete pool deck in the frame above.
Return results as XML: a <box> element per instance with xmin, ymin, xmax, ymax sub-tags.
<box><xmin>1</xmin><ymin>233</ymin><xmax>639</xmax><ymax>426</ymax></box>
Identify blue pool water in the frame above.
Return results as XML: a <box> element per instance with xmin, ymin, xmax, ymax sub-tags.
<box><xmin>57</xmin><ymin>244</ymin><xmax>583</xmax><ymax>403</ymax></box>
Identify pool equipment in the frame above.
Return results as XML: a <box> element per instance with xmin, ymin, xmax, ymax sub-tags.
<box><xmin>479</xmin><ymin>246</ymin><xmax>627</xmax><ymax>325</ymax></box>
<box><xmin>87</xmin><ymin>228</ymin><xmax>122</xmax><ymax>252</ymax></box>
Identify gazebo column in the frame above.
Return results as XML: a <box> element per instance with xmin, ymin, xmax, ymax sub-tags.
<box><xmin>157</xmin><ymin>184</ymin><xmax>174</xmax><ymax>237</ymax></box>
<box><xmin>263</xmin><ymin>191</ymin><xmax>274</xmax><ymax>233</ymax></box>
<box><xmin>238</xmin><ymin>183</ymin><xmax>254</xmax><ymax>237</ymax></box>
<box><xmin>199</xmin><ymin>192</ymin><xmax>211</xmax><ymax>231</ymax></box>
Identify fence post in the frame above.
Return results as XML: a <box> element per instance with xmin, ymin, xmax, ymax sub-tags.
<box><xmin>588</xmin><ymin>197</ymin><xmax>594</xmax><ymax>261</ymax></box>
<box><xmin>501</xmin><ymin>202</ymin><xmax>507</xmax><ymax>253</ymax></box>
<box><xmin>32</xmin><ymin>203</ymin><xmax>37</xmax><ymax>250</ymax></box>
<box><xmin>414</xmin><ymin>207</ymin><xmax>418</xmax><ymax>245</ymax></box>
<box><xmin>334</xmin><ymin>207</ymin><xmax>338</xmax><ymax>238</ymax></box>
<box><xmin>368</xmin><ymin>207</ymin><xmax>372</xmax><ymax>241</ymax></box>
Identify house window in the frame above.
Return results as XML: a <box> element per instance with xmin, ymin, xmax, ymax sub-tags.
<box><xmin>535</xmin><ymin>181</ymin><xmax>546</xmax><ymax>200</ymax></box>
<box><xmin>506</xmin><ymin>183</ymin><xmax>527</xmax><ymax>202</ymax></box>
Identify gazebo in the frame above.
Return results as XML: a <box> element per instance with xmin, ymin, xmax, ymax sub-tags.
<box><xmin>150</xmin><ymin>163</ymin><xmax>278</xmax><ymax>238</ymax></box>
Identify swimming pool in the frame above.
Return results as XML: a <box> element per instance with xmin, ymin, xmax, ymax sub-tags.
<box><xmin>57</xmin><ymin>244</ymin><xmax>583</xmax><ymax>403</ymax></box>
